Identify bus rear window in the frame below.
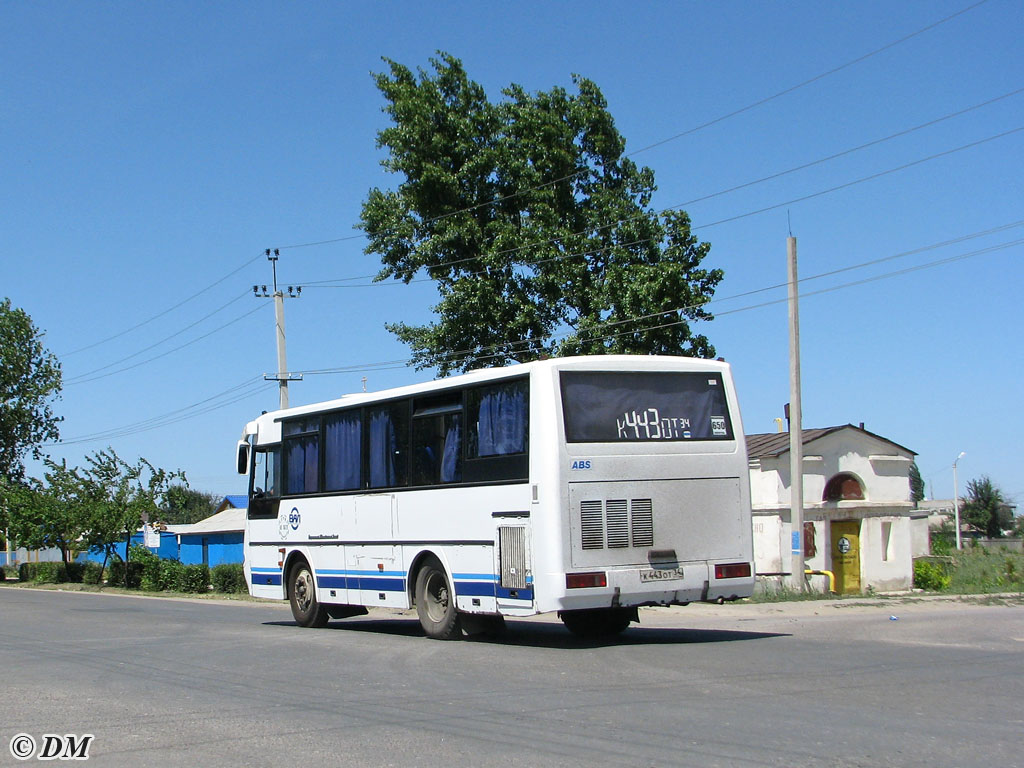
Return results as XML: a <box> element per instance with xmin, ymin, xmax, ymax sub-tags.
<box><xmin>560</xmin><ymin>371</ymin><xmax>733</xmax><ymax>443</ymax></box>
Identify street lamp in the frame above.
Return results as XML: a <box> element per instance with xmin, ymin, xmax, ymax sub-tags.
<box><xmin>953</xmin><ymin>452</ymin><xmax>966</xmax><ymax>550</ymax></box>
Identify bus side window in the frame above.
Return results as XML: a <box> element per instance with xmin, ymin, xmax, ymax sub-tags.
<box><xmin>284</xmin><ymin>418</ymin><xmax>320</xmax><ymax>495</ymax></box>
<box><xmin>324</xmin><ymin>411</ymin><xmax>362</xmax><ymax>491</ymax></box>
<box><xmin>411</xmin><ymin>412</ymin><xmax>462</xmax><ymax>486</ymax></box>
<box><xmin>253</xmin><ymin>446</ymin><xmax>281</xmax><ymax>498</ymax></box>
<box><xmin>368</xmin><ymin>403</ymin><xmax>409</xmax><ymax>489</ymax></box>
<box><xmin>468</xmin><ymin>380</ymin><xmax>528</xmax><ymax>457</ymax></box>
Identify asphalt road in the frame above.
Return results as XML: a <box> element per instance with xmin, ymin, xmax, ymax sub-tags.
<box><xmin>0</xmin><ymin>587</ymin><xmax>1021</xmax><ymax>768</ymax></box>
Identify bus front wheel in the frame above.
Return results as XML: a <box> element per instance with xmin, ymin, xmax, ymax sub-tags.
<box><xmin>289</xmin><ymin>560</ymin><xmax>329</xmax><ymax>628</ymax></box>
<box><xmin>415</xmin><ymin>559</ymin><xmax>462</xmax><ymax>640</ymax></box>
<box><xmin>559</xmin><ymin>608</ymin><xmax>635</xmax><ymax>638</ymax></box>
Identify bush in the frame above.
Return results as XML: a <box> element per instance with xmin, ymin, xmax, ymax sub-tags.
<box><xmin>211</xmin><ymin>563</ymin><xmax>247</xmax><ymax>594</ymax></box>
<box><xmin>82</xmin><ymin>561</ymin><xmax>104</xmax><ymax>585</ymax></box>
<box><xmin>158</xmin><ymin>558</ymin><xmax>186</xmax><ymax>592</ymax></box>
<box><xmin>930</xmin><ymin>528</ymin><xmax>954</xmax><ymax>557</ymax></box>
<box><xmin>107</xmin><ymin>559</ymin><xmax>143</xmax><ymax>589</ymax></box>
<box><xmin>181</xmin><ymin>564</ymin><xmax>210</xmax><ymax>594</ymax></box>
<box><xmin>913</xmin><ymin>559</ymin><xmax>951</xmax><ymax>591</ymax></box>
<box><xmin>33</xmin><ymin>562</ymin><xmax>61</xmax><ymax>583</ymax></box>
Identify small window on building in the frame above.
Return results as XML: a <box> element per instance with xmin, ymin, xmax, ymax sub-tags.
<box><xmin>823</xmin><ymin>473</ymin><xmax>864</xmax><ymax>502</ymax></box>
<box><xmin>881</xmin><ymin>521</ymin><xmax>893</xmax><ymax>562</ymax></box>
<box><xmin>804</xmin><ymin>521</ymin><xmax>817</xmax><ymax>559</ymax></box>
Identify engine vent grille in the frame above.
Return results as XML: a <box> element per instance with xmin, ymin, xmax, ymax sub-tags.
<box><xmin>498</xmin><ymin>525</ymin><xmax>528</xmax><ymax>589</ymax></box>
<box><xmin>579</xmin><ymin>498</ymin><xmax>654</xmax><ymax>550</ymax></box>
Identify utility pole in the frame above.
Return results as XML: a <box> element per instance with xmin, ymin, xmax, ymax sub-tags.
<box><xmin>953</xmin><ymin>451</ymin><xmax>966</xmax><ymax>550</ymax></box>
<box><xmin>254</xmin><ymin>249</ymin><xmax>303</xmax><ymax>410</ymax></box>
<box><xmin>788</xmin><ymin>235</ymin><xmax>805</xmax><ymax>590</ymax></box>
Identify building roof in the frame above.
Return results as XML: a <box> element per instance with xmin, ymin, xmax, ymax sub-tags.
<box><xmin>746</xmin><ymin>424</ymin><xmax>915</xmax><ymax>459</ymax></box>
<box><xmin>170</xmin><ymin>508</ymin><xmax>245</xmax><ymax>536</ymax></box>
<box><xmin>215</xmin><ymin>495</ymin><xmax>248</xmax><ymax>513</ymax></box>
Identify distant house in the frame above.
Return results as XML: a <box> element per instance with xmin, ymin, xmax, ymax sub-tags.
<box><xmin>168</xmin><ymin>496</ymin><xmax>246</xmax><ymax>567</ymax></box>
<box><xmin>747</xmin><ymin>425</ymin><xmax>916</xmax><ymax>594</ymax></box>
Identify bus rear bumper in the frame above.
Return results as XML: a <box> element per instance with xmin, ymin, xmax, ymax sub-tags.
<box><xmin>548</xmin><ymin>563</ymin><xmax>755</xmax><ymax>613</ymax></box>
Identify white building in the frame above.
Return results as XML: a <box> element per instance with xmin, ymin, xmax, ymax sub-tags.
<box><xmin>747</xmin><ymin>425</ymin><xmax>916</xmax><ymax>593</ymax></box>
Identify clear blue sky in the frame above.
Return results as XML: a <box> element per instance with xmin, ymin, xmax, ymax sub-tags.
<box><xmin>4</xmin><ymin>1</ymin><xmax>1021</xmax><ymax>506</ymax></box>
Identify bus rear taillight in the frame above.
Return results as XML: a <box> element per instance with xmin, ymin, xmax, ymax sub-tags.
<box><xmin>714</xmin><ymin>562</ymin><xmax>752</xmax><ymax>579</ymax></box>
<box><xmin>566</xmin><ymin>572</ymin><xmax>607</xmax><ymax>589</ymax></box>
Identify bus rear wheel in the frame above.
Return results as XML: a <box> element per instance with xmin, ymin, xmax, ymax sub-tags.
<box><xmin>415</xmin><ymin>558</ymin><xmax>462</xmax><ymax>640</ymax></box>
<box><xmin>559</xmin><ymin>608</ymin><xmax>635</xmax><ymax>638</ymax></box>
<box><xmin>289</xmin><ymin>560</ymin><xmax>329</xmax><ymax>628</ymax></box>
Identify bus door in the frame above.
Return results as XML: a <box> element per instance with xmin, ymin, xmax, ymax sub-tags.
<box><xmin>346</xmin><ymin>495</ymin><xmax>405</xmax><ymax>608</ymax></box>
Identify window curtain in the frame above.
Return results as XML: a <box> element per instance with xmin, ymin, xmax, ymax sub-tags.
<box><xmin>478</xmin><ymin>387</ymin><xmax>526</xmax><ymax>456</ymax></box>
<box><xmin>325</xmin><ymin>413</ymin><xmax>361</xmax><ymax>490</ymax></box>
<box><xmin>440</xmin><ymin>415</ymin><xmax>462</xmax><ymax>483</ymax></box>
<box><xmin>369</xmin><ymin>409</ymin><xmax>396</xmax><ymax>488</ymax></box>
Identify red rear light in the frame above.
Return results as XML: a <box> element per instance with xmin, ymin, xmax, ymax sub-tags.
<box><xmin>715</xmin><ymin>562</ymin><xmax>752</xmax><ymax>580</ymax></box>
<box><xmin>566</xmin><ymin>571</ymin><xmax>607</xmax><ymax>589</ymax></box>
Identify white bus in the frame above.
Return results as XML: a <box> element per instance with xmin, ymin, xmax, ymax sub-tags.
<box><xmin>236</xmin><ymin>355</ymin><xmax>754</xmax><ymax>639</ymax></box>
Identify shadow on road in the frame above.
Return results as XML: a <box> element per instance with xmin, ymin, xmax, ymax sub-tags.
<box><xmin>262</xmin><ymin>617</ymin><xmax>788</xmax><ymax>648</ymax></box>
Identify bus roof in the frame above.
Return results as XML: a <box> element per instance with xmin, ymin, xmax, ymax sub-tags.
<box><xmin>252</xmin><ymin>354</ymin><xmax>731</xmax><ymax>426</ymax></box>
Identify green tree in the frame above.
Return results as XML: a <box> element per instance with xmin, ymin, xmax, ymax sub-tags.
<box><xmin>360</xmin><ymin>53</ymin><xmax>722</xmax><ymax>375</ymax></box>
<box><xmin>6</xmin><ymin>459</ymin><xmax>97</xmax><ymax>564</ymax></box>
<box><xmin>0</xmin><ymin>298</ymin><xmax>62</xmax><ymax>482</ymax></box>
<box><xmin>908</xmin><ymin>461</ymin><xmax>925</xmax><ymax>504</ymax></box>
<box><xmin>160</xmin><ymin>484</ymin><xmax>218</xmax><ymax>525</ymax></box>
<box><xmin>961</xmin><ymin>476</ymin><xmax>1012</xmax><ymax>538</ymax></box>
<box><xmin>84</xmin><ymin>449</ymin><xmax>184</xmax><ymax>575</ymax></box>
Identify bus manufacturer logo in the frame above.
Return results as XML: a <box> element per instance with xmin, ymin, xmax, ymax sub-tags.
<box><xmin>289</xmin><ymin>508</ymin><xmax>301</xmax><ymax>530</ymax></box>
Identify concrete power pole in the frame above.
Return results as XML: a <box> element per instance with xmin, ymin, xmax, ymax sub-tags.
<box><xmin>788</xmin><ymin>235</ymin><xmax>805</xmax><ymax>590</ymax></box>
<box><xmin>254</xmin><ymin>249</ymin><xmax>302</xmax><ymax>410</ymax></box>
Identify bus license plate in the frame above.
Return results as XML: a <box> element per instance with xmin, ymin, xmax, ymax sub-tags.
<box><xmin>639</xmin><ymin>567</ymin><xmax>684</xmax><ymax>583</ymax></box>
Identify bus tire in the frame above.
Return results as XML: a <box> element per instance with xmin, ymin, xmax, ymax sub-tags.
<box><xmin>415</xmin><ymin>558</ymin><xmax>462</xmax><ymax>640</ymax></box>
<box><xmin>559</xmin><ymin>608</ymin><xmax>634</xmax><ymax>638</ymax></box>
<box><xmin>289</xmin><ymin>559</ymin><xmax>329</xmax><ymax>628</ymax></box>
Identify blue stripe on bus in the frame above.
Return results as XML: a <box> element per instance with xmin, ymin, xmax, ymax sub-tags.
<box><xmin>251</xmin><ymin>572</ymin><xmax>282</xmax><ymax>586</ymax></box>
<box><xmin>257</xmin><ymin>567</ymin><xmax>533</xmax><ymax>601</ymax></box>
<box><xmin>316</xmin><ymin>573</ymin><xmax>406</xmax><ymax>592</ymax></box>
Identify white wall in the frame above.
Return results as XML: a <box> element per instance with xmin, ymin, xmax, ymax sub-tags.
<box><xmin>748</xmin><ymin>427</ymin><xmax>915</xmax><ymax>592</ymax></box>
<box><xmin>858</xmin><ymin>516</ymin><xmax>913</xmax><ymax>591</ymax></box>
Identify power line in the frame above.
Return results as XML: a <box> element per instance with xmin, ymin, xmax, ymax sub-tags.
<box><xmin>296</xmin><ymin>120</ymin><xmax>1024</xmax><ymax>291</ymax></box>
<box><xmin>58</xmin><ymin>252</ymin><xmax>265</xmax><ymax>358</ymax></box>
<box><xmin>50</xmin><ymin>377</ymin><xmax>272</xmax><ymax>446</ymax></box>
<box><xmin>271</xmin><ymin>0</ymin><xmax>991</xmax><ymax>254</ymax></box>
<box><xmin>65</xmin><ymin>303</ymin><xmax>266</xmax><ymax>386</ymax></box>
<box><xmin>628</xmin><ymin>0</ymin><xmax>993</xmax><ymax>157</ymax></box>
<box><xmin>296</xmin><ymin>235</ymin><xmax>1022</xmax><ymax>378</ymax></box>
<box><xmin>690</xmin><ymin>125</ymin><xmax>1024</xmax><ymax>233</ymax></box>
<box><xmin>63</xmin><ymin>290</ymin><xmax>252</xmax><ymax>383</ymax></box>
<box><xmin>51</xmin><ymin>232</ymin><xmax>1019</xmax><ymax>442</ymax></box>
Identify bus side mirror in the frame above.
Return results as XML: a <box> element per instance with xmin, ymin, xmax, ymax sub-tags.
<box><xmin>236</xmin><ymin>441</ymin><xmax>250</xmax><ymax>475</ymax></box>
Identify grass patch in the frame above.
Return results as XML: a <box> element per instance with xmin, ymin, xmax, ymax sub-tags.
<box><xmin>945</xmin><ymin>545</ymin><xmax>1024</xmax><ymax>594</ymax></box>
<box><xmin>747</xmin><ymin>578</ymin><xmax>834</xmax><ymax>603</ymax></box>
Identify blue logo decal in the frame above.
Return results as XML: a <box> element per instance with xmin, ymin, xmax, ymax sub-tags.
<box><xmin>289</xmin><ymin>507</ymin><xmax>301</xmax><ymax>530</ymax></box>
<box><xmin>571</xmin><ymin>460</ymin><xmax>592</xmax><ymax>470</ymax></box>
